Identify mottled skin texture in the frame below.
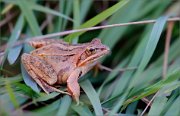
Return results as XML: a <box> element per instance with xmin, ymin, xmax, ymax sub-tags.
<box><xmin>21</xmin><ymin>38</ymin><xmax>109</xmax><ymax>104</ymax></box>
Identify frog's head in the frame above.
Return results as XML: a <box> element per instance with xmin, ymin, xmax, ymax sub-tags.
<box><xmin>78</xmin><ymin>39</ymin><xmax>110</xmax><ymax>67</ymax></box>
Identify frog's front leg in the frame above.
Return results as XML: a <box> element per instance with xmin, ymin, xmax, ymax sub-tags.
<box><xmin>67</xmin><ymin>69</ymin><xmax>82</xmax><ymax>104</ymax></box>
<box><xmin>21</xmin><ymin>53</ymin><xmax>69</xmax><ymax>95</ymax></box>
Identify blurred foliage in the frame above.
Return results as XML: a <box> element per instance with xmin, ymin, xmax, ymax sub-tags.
<box><xmin>0</xmin><ymin>0</ymin><xmax>180</xmax><ymax>116</ymax></box>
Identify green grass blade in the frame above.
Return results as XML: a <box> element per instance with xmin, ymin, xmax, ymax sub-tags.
<box><xmin>71</xmin><ymin>103</ymin><xmax>93</xmax><ymax>116</ymax></box>
<box><xmin>8</xmin><ymin>45</ymin><xmax>22</xmax><ymax>64</ymax></box>
<box><xmin>5</xmin><ymin>81</ymin><xmax>19</xmax><ymax>108</ymax></box>
<box><xmin>130</xmin><ymin>16</ymin><xmax>169</xmax><ymax>88</ymax></box>
<box><xmin>36</xmin><ymin>93</ymin><xmax>59</xmax><ymax>102</ymax></box>
<box><xmin>80</xmin><ymin>80</ymin><xmax>103</xmax><ymax>116</ymax></box>
<box><xmin>148</xmin><ymin>95</ymin><xmax>168</xmax><ymax>116</ymax></box>
<box><xmin>1</xmin><ymin>15</ymin><xmax>24</xmax><ymax>67</ymax></box>
<box><xmin>64</xmin><ymin>0</ymin><xmax>129</xmax><ymax>42</ymax></box>
<box><xmin>17</xmin><ymin>0</ymin><xmax>41</xmax><ymax>36</ymax></box>
<box><xmin>56</xmin><ymin>95</ymin><xmax>72</xmax><ymax>116</ymax></box>
<box><xmin>160</xmin><ymin>90</ymin><xmax>179</xmax><ymax>115</ymax></box>
<box><xmin>34</xmin><ymin>99</ymin><xmax>60</xmax><ymax>115</ymax></box>
<box><xmin>62</xmin><ymin>0</ymin><xmax>73</xmax><ymax>31</ymax></box>
<box><xmin>80</xmin><ymin>0</ymin><xmax>93</xmax><ymax>22</ymax></box>
<box><xmin>99</xmin><ymin>0</ymin><xmax>145</xmax><ymax>49</ymax></box>
<box><xmin>21</xmin><ymin>63</ymin><xmax>40</xmax><ymax>93</ymax></box>
<box><xmin>0</xmin><ymin>75</ymin><xmax>22</xmax><ymax>86</ymax></box>
<box><xmin>56</xmin><ymin>0</ymin><xmax>65</xmax><ymax>32</ymax></box>
<box><xmin>111</xmin><ymin>25</ymin><xmax>153</xmax><ymax>97</ymax></box>
<box><xmin>124</xmin><ymin>69</ymin><xmax>180</xmax><ymax>106</ymax></box>
<box><xmin>72</xmin><ymin>0</ymin><xmax>80</xmax><ymax>43</ymax></box>
<box><xmin>164</xmin><ymin>96</ymin><xmax>180</xmax><ymax>116</ymax></box>
<box><xmin>28</xmin><ymin>1</ymin><xmax>73</xmax><ymax>22</ymax></box>
<box><xmin>98</xmin><ymin>56</ymin><xmax>130</xmax><ymax>96</ymax></box>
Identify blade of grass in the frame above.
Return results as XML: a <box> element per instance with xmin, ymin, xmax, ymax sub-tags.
<box><xmin>130</xmin><ymin>16</ymin><xmax>169</xmax><ymax>88</ymax></box>
<box><xmin>123</xmin><ymin>68</ymin><xmax>180</xmax><ymax>106</ymax></box>
<box><xmin>17</xmin><ymin>0</ymin><xmax>41</xmax><ymax>36</ymax></box>
<box><xmin>56</xmin><ymin>0</ymin><xmax>65</xmax><ymax>32</ymax></box>
<box><xmin>72</xmin><ymin>0</ymin><xmax>80</xmax><ymax>43</ymax></box>
<box><xmin>80</xmin><ymin>0</ymin><xmax>92</xmax><ymax>22</ymax></box>
<box><xmin>8</xmin><ymin>45</ymin><xmax>22</xmax><ymax>64</ymax></box>
<box><xmin>55</xmin><ymin>0</ymin><xmax>73</xmax><ymax>32</ymax></box>
<box><xmin>160</xmin><ymin>89</ymin><xmax>179</xmax><ymax>115</ymax></box>
<box><xmin>71</xmin><ymin>103</ymin><xmax>93</xmax><ymax>116</ymax></box>
<box><xmin>98</xmin><ymin>56</ymin><xmax>130</xmax><ymax>96</ymax></box>
<box><xmin>99</xmin><ymin>0</ymin><xmax>145</xmax><ymax>49</ymax></box>
<box><xmin>80</xmin><ymin>80</ymin><xmax>103</xmax><ymax>116</ymax></box>
<box><xmin>2</xmin><ymin>0</ymin><xmax>73</xmax><ymax>22</ymax></box>
<box><xmin>36</xmin><ymin>93</ymin><xmax>59</xmax><ymax>102</ymax></box>
<box><xmin>5</xmin><ymin>81</ymin><xmax>19</xmax><ymax>108</ymax></box>
<box><xmin>56</xmin><ymin>95</ymin><xmax>72</xmax><ymax>116</ymax></box>
<box><xmin>148</xmin><ymin>94</ymin><xmax>168</xmax><ymax>116</ymax></box>
<box><xmin>0</xmin><ymin>75</ymin><xmax>22</xmax><ymax>86</ymax></box>
<box><xmin>62</xmin><ymin>0</ymin><xmax>73</xmax><ymax>31</ymax></box>
<box><xmin>34</xmin><ymin>99</ymin><xmax>61</xmax><ymax>115</ymax></box>
<box><xmin>111</xmin><ymin>25</ymin><xmax>153</xmax><ymax>97</ymax></box>
<box><xmin>129</xmin><ymin>52</ymin><xmax>180</xmax><ymax>96</ymax></box>
<box><xmin>0</xmin><ymin>15</ymin><xmax>24</xmax><ymax>67</ymax></box>
<box><xmin>164</xmin><ymin>96</ymin><xmax>180</xmax><ymax>116</ymax></box>
<box><xmin>21</xmin><ymin>63</ymin><xmax>40</xmax><ymax>93</ymax></box>
<box><xmin>64</xmin><ymin>0</ymin><xmax>129</xmax><ymax>42</ymax></box>
<box><xmin>28</xmin><ymin>1</ymin><xmax>73</xmax><ymax>22</ymax></box>
<box><xmin>14</xmin><ymin>83</ymin><xmax>39</xmax><ymax>98</ymax></box>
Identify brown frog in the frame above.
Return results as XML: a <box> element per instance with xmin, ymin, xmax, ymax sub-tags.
<box><xmin>21</xmin><ymin>38</ymin><xmax>110</xmax><ymax>104</ymax></box>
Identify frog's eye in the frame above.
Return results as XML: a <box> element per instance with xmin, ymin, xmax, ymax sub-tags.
<box><xmin>89</xmin><ymin>48</ymin><xmax>96</xmax><ymax>53</ymax></box>
<box><xmin>86</xmin><ymin>48</ymin><xmax>96</xmax><ymax>55</ymax></box>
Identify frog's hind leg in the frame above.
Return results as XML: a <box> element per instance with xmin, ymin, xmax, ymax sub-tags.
<box><xmin>21</xmin><ymin>53</ymin><xmax>69</xmax><ymax>95</ymax></box>
<box><xmin>39</xmin><ymin>79</ymin><xmax>70</xmax><ymax>95</ymax></box>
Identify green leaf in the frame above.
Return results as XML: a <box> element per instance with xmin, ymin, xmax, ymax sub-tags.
<box><xmin>56</xmin><ymin>95</ymin><xmax>72</xmax><ymax>116</ymax></box>
<box><xmin>80</xmin><ymin>80</ymin><xmax>103</xmax><ymax>116</ymax></box>
<box><xmin>64</xmin><ymin>0</ymin><xmax>129</xmax><ymax>42</ymax></box>
<box><xmin>17</xmin><ymin>0</ymin><xmax>41</xmax><ymax>36</ymax></box>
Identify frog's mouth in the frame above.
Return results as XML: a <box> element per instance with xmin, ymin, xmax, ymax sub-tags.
<box><xmin>78</xmin><ymin>48</ymin><xmax>110</xmax><ymax>67</ymax></box>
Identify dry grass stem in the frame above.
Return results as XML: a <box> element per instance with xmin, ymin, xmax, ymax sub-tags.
<box><xmin>163</xmin><ymin>22</ymin><xmax>174</xmax><ymax>78</ymax></box>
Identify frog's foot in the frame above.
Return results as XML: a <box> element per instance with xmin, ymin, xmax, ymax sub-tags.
<box><xmin>67</xmin><ymin>70</ymin><xmax>81</xmax><ymax>105</ymax></box>
<box><xmin>39</xmin><ymin>79</ymin><xmax>70</xmax><ymax>95</ymax></box>
<box><xmin>67</xmin><ymin>83</ymin><xmax>80</xmax><ymax>105</ymax></box>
